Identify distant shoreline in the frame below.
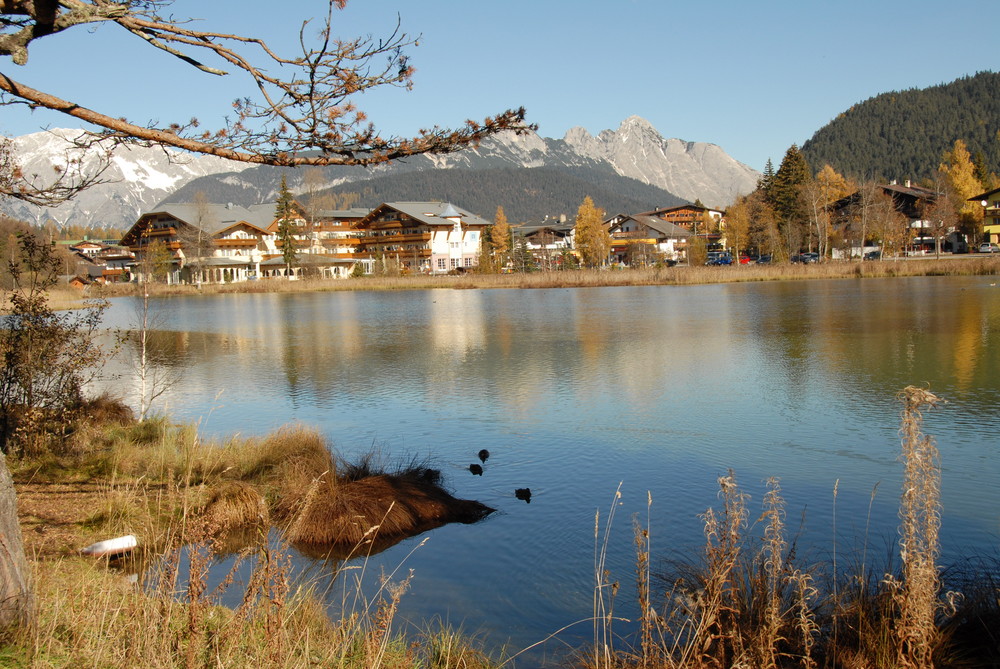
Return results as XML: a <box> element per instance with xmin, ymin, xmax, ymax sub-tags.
<box><xmin>43</xmin><ymin>255</ymin><xmax>1000</xmax><ymax>308</ymax></box>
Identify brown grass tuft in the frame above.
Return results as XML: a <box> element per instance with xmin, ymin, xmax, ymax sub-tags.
<box><xmin>202</xmin><ymin>481</ymin><xmax>269</xmax><ymax>532</ymax></box>
<box><xmin>287</xmin><ymin>473</ymin><xmax>493</xmax><ymax>547</ymax></box>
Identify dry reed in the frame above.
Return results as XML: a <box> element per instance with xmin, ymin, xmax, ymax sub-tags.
<box><xmin>87</xmin><ymin>256</ymin><xmax>1000</xmax><ymax>301</ymax></box>
<box><xmin>887</xmin><ymin>386</ymin><xmax>944</xmax><ymax>669</ymax></box>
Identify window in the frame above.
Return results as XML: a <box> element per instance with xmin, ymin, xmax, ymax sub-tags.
<box><xmin>464</xmin><ymin>258</ymin><xmax>473</xmax><ymax>267</ymax></box>
<box><xmin>437</xmin><ymin>258</ymin><xmax>446</xmax><ymax>270</ymax></box>
<box><xmin>451</xmin><ymin>258</ymin><xmax>459</xmax><ymax>268</ymax></box>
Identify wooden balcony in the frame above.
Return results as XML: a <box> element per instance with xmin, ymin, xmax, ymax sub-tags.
<box><xmin>214</xmin><ymin>238</ymin><xmax>260</xmax><ymax>248</ymax></box>
<box><xmin>356</xmin><ymin>232</ymin><xmax>431</xmax><ymax>246</ymax></box>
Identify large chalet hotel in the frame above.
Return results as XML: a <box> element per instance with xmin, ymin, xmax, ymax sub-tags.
<box><xmin>118</xmin><ymin>200</ymin><xmax>489</xmax><ymax>283</ymax></box>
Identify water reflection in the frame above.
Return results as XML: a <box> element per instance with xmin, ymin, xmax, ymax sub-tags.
<box><xmin>99</xmin><ymin>276</ymin><xmax>1000</xmax><ymax>659</ymax></box>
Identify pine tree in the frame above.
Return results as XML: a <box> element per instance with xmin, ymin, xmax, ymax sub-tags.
<box><xmin>574</xmin><ymin>196</ymin><xmax>609</xmax><ymax>267</ymax></box>
<box><xmin>769</xmin><ymin>145</ymin><xmax>812</xmax><ymax>251</ymax></box>
<box><xmin>275</xmin><ymin>175</ymin><xmax>298</xmax><ymax>276</ymax></box>
<box><xmin>757</xmin><ymin>158</ymin><xmax>776</xmax><ymax>196</ymax></box>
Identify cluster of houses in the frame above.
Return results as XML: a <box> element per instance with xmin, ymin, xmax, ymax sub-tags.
<box><xmin>60</xmin><ymin>179</ymin><xmax>1000</xmax><ymax>287</ymax></box>
<box><xmin>62</xmin><ymin>198</ymin><xmax>722</xmax><ymax>286</ymax></box>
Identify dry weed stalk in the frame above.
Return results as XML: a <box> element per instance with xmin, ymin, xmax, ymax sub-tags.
<box><xmin>688</xmin><ymin>470</ymin><xmax>748</xmax><ymax>667</ymax></box>
<box><xmin>788</xmin><ymin>568</ymin><xmax>819</xmax><ymax>669</ymax></box>
<box><xmin>754</xmin><ymin>477</ymin><xmax>788</xmax><ymax>669</ymax></box>
<box><xmin>593</xmin><ymin>485</ymin><xmax>624</xmax><ymax>668</ymax></box>
<box><xmin>887</xmin><ymin>386</ymin><xmax>944</xmax><ymax>669</ymax></box>
<box><xmin>634</xmin><ymin>491</ymin><xmax>661</xmax><ymax>668</ymax></box>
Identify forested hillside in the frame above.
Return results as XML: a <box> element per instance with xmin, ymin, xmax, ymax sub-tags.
<box><xmin>314</xmin><ymin>166</ymin><xmax>685</xmax><ymax>222</ymax></box>
<box><xmin>169</xmin><ymin>165</ymin><xmax>686</xmax><ymax>223</ymax></box>
<box><xmin>801</xmin><ymin>71</ymin><xmax>1000</xmax><ymax>181</ymax></box>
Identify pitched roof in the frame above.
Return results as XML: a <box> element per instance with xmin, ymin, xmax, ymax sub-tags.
<box><xmin>360</xmin><ymin>202</ymin><xmax>491</xmax><ymax>228</ymax></box>
<box><xmin>145</xmin><ymin>202</ymin><xmax>276</xmax><ymax>234</ymax></box>
<box><xmin>515</xmin><ymin>220</ymin><xmax>574</xmax><ymax>236</ymax></box>
<box><xmin>640</xmin><ymin>204</ymin><xmax>723</xmax><ymax>217</ymax></box>
<box><xmin>614</xmin><ymin>214</ymin><xmax>691</xmax><ymax>238</ymax></box>
<box><xmin>316</xmin><ymin>208</ymin><xmax>371</xmax><ymax>219</ymax></box>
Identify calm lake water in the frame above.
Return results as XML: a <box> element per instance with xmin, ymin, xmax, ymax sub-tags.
<box><xmin>99</xmin><ymin>276</ymin><xmax>1000</xmax><ymax>661</ymax></box>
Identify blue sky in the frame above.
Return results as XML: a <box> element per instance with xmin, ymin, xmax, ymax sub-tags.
<box><xmin>1</xmin><ymin>0</ymin><xmax>996</xmax><ymax>172</ymax></box>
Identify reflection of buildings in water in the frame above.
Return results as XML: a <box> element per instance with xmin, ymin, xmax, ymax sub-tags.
<box><xmin>429</xmin><ymin>290</ymin><xmax>485</xmax><ymax>359</ymax></box>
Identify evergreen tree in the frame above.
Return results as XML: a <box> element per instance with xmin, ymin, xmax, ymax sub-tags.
<box><xmin>770</xmin><ymin>145</ymin><xmax>812</xmax><ymax>251</ymax></box>
<box><xmin>573</xmin><ymin>196</ymin><xmax>609</xmax><ymax>267</ymax></box>
<box><xmin>275</xmin><ymin>175</ymin><xmax>298</xmax><ymax>276</ymax></box>
<box><xmin>757</xmin><ymin>158</ymin><xmax>776</xmax><ymax>196</ymax></box>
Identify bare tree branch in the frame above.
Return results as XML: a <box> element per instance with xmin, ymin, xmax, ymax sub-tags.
<box><xmin>0</xmin><ymin>0</ymin><xmax>534</xmax><ymax>170</ymax></box>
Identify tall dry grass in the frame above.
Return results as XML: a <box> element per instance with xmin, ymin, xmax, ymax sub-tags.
<box><xmin>87</xmin><ymin>256</ymin><xmax>1000</xmax><ymax>301</ymax></box>
<box><xmin>18</xmin><ymin>537</ymin><xmax>499</xmax><ymax>668</ymax></box>
<box><xmin>583</xmin><ymin>385</ymin><xmax>998</xmax><ymax>669</ymax></box>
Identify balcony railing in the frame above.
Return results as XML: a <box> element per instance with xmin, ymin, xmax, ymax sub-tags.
<box><xmin>356</xmin><ymin>232</ymin><xmax>431</xmax><ymax>245</ymax></box>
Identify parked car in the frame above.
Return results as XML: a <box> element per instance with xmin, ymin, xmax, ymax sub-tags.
<box><xmin>706</xmin><ymin>253</ymin><xmax>733</xmax><ymax>266</ymax></box>
<box><xmin>863</xmin><ymin>250</ymin><xmax>882</xmax><ymax>261</ymax></box>
<box><xmin>755</xmin><ymin>254</ymin><xmax>772</xmax><ymax>265</ymax></box>
<box><xmin>739</xmin><ymin>255</ymin><xmax>753</xmax><ymax>265</ymax></box>
<box><xmin>792</xmin><ymin>252</ymin><xmax>820</xmax><ymax>264</ymax></box>
<box><xmin>978</xmin><ymin>243</ymin><xmax>1000</xmax><ymax>253</ymax></box>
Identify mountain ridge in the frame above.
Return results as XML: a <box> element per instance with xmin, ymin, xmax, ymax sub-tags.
<box><xmin>2</xmin><ymin>119</ymin><xmax>759</xmax><ymax>228</ymax></box>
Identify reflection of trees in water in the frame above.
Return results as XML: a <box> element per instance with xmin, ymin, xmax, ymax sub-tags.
<box><xmin>121</xmin><ymin>330</ymin><xmax>251</xmax><ymax>369</ymax></box>
<box><xmin>747</xmin><ymin>279</ymin><xmax>1000</xmax><ymax>402</ymax></box>
<box><xmin>121</xmin><ymin>280</ymin><xmax>1000</xmax><ymax>425</ymax></box>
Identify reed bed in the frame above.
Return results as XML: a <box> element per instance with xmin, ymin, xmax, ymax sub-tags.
<box><xmin>88</xmin><ymin>256</ymin><xmax>1000</xmax><ymax>301</ymax></box>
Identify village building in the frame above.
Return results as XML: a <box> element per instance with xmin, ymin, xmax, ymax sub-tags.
<box><xmin>353</xmin><ymin>202</ymin><xmax>488</xmax><ymax>274</ymax></box>
<box><xmin>513</xmin><ymin>219</ymin><xmax>574</xmax><ymax>270</ymax></box>
<box><xmin>606</xmin><ymin>213</ymin><xmax>691</xmax><ymax>265</ymax></box>
<box><xmin>968</xmin><ymin>186</ymin><xmax>1000</xmax><ymax>245</ymax></box>
<box><xmin>120</xmin><ymin>202</ymin><xmax>359</xmax><ymax>282</ymax></box>
<box><xmin>829</xmin><ymin>181</ymin><xmax>965</xmax><ymax>256</ymax></box>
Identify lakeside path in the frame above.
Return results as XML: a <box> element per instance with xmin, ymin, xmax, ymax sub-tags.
<box><xmin>48</xmin><ymin>254</ymin><xmax>1000</xmax><ymax>307</ymax></box>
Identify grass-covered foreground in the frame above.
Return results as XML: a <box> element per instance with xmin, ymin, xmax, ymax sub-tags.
<box><xmin>6</xmin><ymin>388</ymin><xmax>1000</xmax><ymax>668</ymax></box>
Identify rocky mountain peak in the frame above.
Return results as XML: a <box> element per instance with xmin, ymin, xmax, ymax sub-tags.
<box><xmin>1</xmin><ymin>119</ymin><xmax>759</xmax><ymax>228</ymax></box>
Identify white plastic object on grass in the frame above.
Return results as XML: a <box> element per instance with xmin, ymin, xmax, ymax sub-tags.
<box><xmin>80</xmin><ymin>534</ymin><xmax>137</xmax><ymax>557</ymax></box>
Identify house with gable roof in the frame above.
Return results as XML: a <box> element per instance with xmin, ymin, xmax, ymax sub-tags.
<box><xmin>121</xmin><ymin>200</ymin><xmax>370</xmax><ymax>282</ymax></box>
<box><xmin>607</xmin><ymin>213</ymin><xmax>691</xmax><ymax>265</ymax></box>
<box><xmin>353</xmin><ymin>202</ymin><xmax>489</xmax><ymax>274</ymax></box>
<box><xmin>121</xmin><ymin>202</ymin><xmax>278</xmax><ymax>283</ymax></box>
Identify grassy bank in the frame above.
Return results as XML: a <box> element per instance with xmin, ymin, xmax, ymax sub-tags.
<box><xmin>11</xmin><ymin>415</ymin><xmax>501</xmax><ymax>668</ymax></box>
<box><xmin>7</xmin><ymin>388</ymin><xmax>1000</xmax><ymax>667</ymax></box>
<box><xmin>87</xmin><ymin>256</ymin><xmax>1000</xmax><ymax>300</ymax></box>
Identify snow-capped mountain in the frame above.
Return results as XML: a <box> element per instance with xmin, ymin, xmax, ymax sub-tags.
<box><xmin>1</xmin><ymin>119</ymin><xmax>759</xmax><ymax>229</ymax></box>
<box><xmin>2</xmin><ymin>129</ymin><xmax>254</xmax><ymax>229</ymax></box>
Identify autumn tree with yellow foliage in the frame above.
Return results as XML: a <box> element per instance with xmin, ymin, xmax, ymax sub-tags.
<box><xmin>803</xmin><ymin>164</ymin><xmax>855</xmax><ymax>257</ymax></box>
<box><xmin>574</xmin><ymin>196</ymin><xmax>610</xmax><ymax>267</ymax></box>
<box><xmin>939</xmin><ymin>139</ymin><xmax>984</xmax><ymax>242</ymax></box>
<box><xmin>490</xmin><ymin>207</ymin><xmax>512</xmax><ymax>271</ymax></box>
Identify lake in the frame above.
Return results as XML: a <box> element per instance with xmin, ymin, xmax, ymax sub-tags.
<box><xmin>98</xmin><ymin>275</ymin><xmax>1000</xmax><ymax>660</ymax></box>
